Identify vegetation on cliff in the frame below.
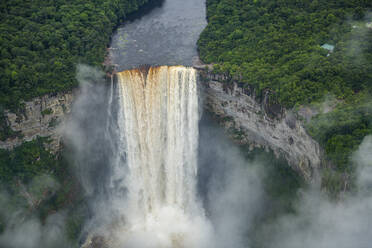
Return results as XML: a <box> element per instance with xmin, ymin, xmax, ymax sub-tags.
<box><xmin>307</xmin><ymin>96</ymin><xmax>372</xmax><ymax>193</ymax></box>
<box><xmin>198</xmin><ymin>0</ymin><xmax>372</xmax><ymax>190</ymax></box>
<box><xmin>0</xmin><ymin>0</ymin><xmax>152</xmax><ymax>111</ymax></box>
<box><xmin>198</xmin><ymin>0</ymin><xmax>372</xmax><ymax>107</ymax></box>
<box><xmin>0</xmin><ymin>0</ymin><xmax>155</xmax><ymax>243</ymax></box>
<box><xmin>0</xmin><ymin>138</ymin><xmax>85</xmax><ymax>245</ymax></box>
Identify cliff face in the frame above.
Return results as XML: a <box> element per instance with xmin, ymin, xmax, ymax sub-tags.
<box><xmin>199</xmin><ymin>71</ymin><xmax>321</xmax><ymax>182</ymax></box>
<box><xmin>0</xmin><ymin>68</ymin><xmax>322</xmax><ymax>182</ymax></box>
<box><xmin>0</xmin><ymin>92</ymin><xmax>74</xmax><ymax>153</ymax></box>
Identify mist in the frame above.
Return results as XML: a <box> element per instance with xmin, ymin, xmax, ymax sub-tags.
<box><xmin>62</xmin><ymin>65</ymin><xmax>270</xmax><ymax>247</ymax></box>
<box><xmin>0</xmin><ymin>175</ymin><xmax>72</xmax><ymax>248</ymax></box>
<box><xmin>63</xmin><ymin>64</ymin><xmax>110</xmax><ymax>197</ymax></box>
<box><xmin>198</xmin><ymin>114</ymin><xmax>266</xmax><ymax>248</ymax></box>
<box><xmin>261</xmin><ymin>135</ymin><xmax>372</xmax><ymax>248</ymax></box>
<box><xmin>0</xmin><ymin>65</ymin><xmax>110</xmax><ymax>248</ymax></box>
<box><xmin>62</xmin><ymin>65</ymin><xmax>371</xmax><ymax>248</ymax></box>
<box><xmin>63</xmin><ymin>64</ymin><xmax>122</xmax><ymax>240</ymax></box>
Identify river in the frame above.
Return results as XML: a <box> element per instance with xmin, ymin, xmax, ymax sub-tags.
<box><xmin>110</xmin><ymin>0</ymin><xmax>207</xmax><ymax>70</ymax></box>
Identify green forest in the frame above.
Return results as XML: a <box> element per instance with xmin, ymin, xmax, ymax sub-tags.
<box><xmin>0</xmin><ymin>0</ymin><xmax>151</xmax><ymax>111</ymax></box>
<box><xmin>198</xmin><ymin>0</ymin><xmax>372</xmax><ymax>107</ymax></box>
<box><xmin>198</xmin><ymin>0</ymin><xmax>372</xmax><ymax>190</ymax></box>
<box><xmin>0</xmin><ymin>0</ymin><xmax>371</xmax><ymax>245</ymax></box>
<box><xmin>0</xmin><ymin>138</ymin><xmax>86</xmax><ymax>245</ymax></box>
<box><xmin>0</xmin><ymin>0</ymin><xmax>154</xmax><ymax>244</ymax></box>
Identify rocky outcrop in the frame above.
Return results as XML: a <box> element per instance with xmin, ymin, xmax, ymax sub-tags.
<box><xmin>0</xmin><ymin>92</ymin><xmax>74</xmax><ymax>153</ymax></box>
<box><xmin>198</xmin><ymin>70</ymin><xmax>321</xmax><ymax>182</ymax></box>
<box><xmin>0</xmin><ymin>62</ymin><xmax>322</xmax><ymax>182</ymax></box>
<box><xmin>82</xmin><ymin>235</ymin><xmax>110</xmax><ymax>248</ymax></box>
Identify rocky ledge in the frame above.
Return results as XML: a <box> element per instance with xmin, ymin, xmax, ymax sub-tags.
<box><xmin>197</xmin><ymin>68</ymin><xmax>321</xmax><ymax>182</ymax></box>
<box><xmin>0</xmin><ymin>92</ymin><xmax>74</xmax><ymax>153</ymax></box>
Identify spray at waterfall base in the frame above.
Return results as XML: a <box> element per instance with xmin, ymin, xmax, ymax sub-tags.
<box><xmin>68</xmin><ymin>65</ymin><xmax>372</xmax><ymax>248</ymax></box>
<box><xmin>82</xmin><ymin>66</ymin><xmax>214</xmax><ymax>248</ymax></box>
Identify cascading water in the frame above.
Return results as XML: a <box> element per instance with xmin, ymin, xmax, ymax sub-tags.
<box><xmin>95</xmin><ymin>66</ymin><xmax>212</xmax><ymax>248</ymax></box>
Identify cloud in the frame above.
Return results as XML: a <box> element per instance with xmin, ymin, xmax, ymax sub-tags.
<box><xmin>264</xmin><ymin>135</ymin><xmax>372</xmax><ymax>248</ymax></box>
<box><xmin>0</xmin><ymin>189</ymin><xmax>71</xmax><ymax>248</ymax></box>
<box><xmin>0</xmin><ymin>65</ymin><xmax>109</xmax><ymax>248</ymax></box>
<box><xmin>63</xmin><ymin>65</ymin><xmax>128</xmax><ymax>243</ymax></box>
<box><xmin>198</xmin><ymin>116</ymin><xmax>264</xmax><ymax>248</ymax></box>
<box><xmin>62</xmin><ymin>65</ymin><xmax>372</xmax><ymax>248</ymax></box>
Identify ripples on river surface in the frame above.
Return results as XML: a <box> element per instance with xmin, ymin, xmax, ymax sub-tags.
<box><xmin>110</xmin><ymin>0</ymin><xmax>207</xmax><ymax>71</ymax></box>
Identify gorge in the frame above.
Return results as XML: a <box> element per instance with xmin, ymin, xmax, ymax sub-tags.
<box><xmin>0</xmin><ymin>1</ymin><xmax>317</xmax><ymax>246</ymax></box>
<box><xmin>0</xmin><ymin>0</ymin><xmax>371</xmax><ymax>248</ymax></box>
<box><xmin>80</xmin><ymin>66</ymin><xmax>213</xmax><ymax>247</ymax></box>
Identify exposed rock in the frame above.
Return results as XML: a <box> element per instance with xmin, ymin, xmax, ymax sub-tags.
<box><xmin>82</xmin><ymin>235</ymin><xmax>110</xmax><ymax>248</ymax></box>
<box><xmin>262</xmin><ymin>89</ymin><xmax>283</xmax><ymax>119</ymax></box>
<box><xmin>192</xmin><ymin>56</ymin><xmax>213</xmax><ymax>70</ymax></box>
<box><xmin>199</xmin><ymin>71</ymin><xmax>321</xmax><ymax>182</ymax></box>
<box><xmin>0</xmin><ymin>63</ymin><xmax>322</xmax><ymax>183</ymax></box>
<box><xmin>0</xmin><ymin>92</ymin><xmax>75</xmax><ymax>153</ymax></box>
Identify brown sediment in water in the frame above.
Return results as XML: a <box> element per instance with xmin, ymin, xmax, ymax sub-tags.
<box><xmin>83</xmin><ymin>66</ymin><xmax>209</xmax><ymax>248</ymax></box>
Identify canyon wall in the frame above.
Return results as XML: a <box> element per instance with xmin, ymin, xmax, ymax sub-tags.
<box><xmin>0</xmin><ymin>92</ymin><xmax>74</xmax><ymax>153</ymax></box>
<box><xmin>197</xmin><ymin>68</ymin><xmax>321</xmax><ymax>182</ymax></box>
<box><xmin>0</xmin><ymin>66</ymin><xmax>322</xmax><ymax>182</ymax></box>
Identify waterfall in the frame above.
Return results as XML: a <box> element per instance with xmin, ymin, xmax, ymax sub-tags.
<box><xmin>102</xmin><ymin>66</ymin><xmax>211</xmax><ymax>248</ymax></box>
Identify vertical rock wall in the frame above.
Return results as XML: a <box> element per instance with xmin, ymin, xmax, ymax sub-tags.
<box><xmin>0</xmin><ymin>92</ymin><xmax>74</xmax><ymax>153</ymax></box>
<box><xmin>199</xmin><ymin>70</ymin><xmax>321</xmax><ymax>182</ymax></box>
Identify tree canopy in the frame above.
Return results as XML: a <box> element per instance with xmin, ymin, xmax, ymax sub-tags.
<box><xmin>198</xmin><ymin>0</ymin><xmax>372</xmax><ymax>186</ymax></box>
<box><xmin>0</xmin><ymin>0</ymin><xmax>151</xmax><ymax>110</ymax></box>
<box><xmin>198</xmin><ymin>0</ymin><xmax>372</xmax><ymax>106</ymax></box>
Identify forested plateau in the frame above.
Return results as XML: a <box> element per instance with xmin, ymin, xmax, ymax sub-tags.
<box><xmin>0</xmin><ymin>0</ymin><xmax>156</xmax><ymax>244</ymax></box>
<box><xmin>0</xmin><ymin>0</ymin><xmax>372</xmax><ymax>243</ymax></box>
<box><xmin>198</xmin><ymin>0</ymin><xmax>372</xmax><ymax>192</ymax></box>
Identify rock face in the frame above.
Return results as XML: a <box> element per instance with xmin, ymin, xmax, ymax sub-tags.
<box><xmin>82</xmin><ymin>235</ymin><xmax>110</xmax><ymax>248</ymax></box>
<box><xmin>0</xmin><ymin>92</ymin><xmax>74</xmax><ymax>153</ymax></box>
<box><xmin>0</xmin><ymin>67</ymin><xmax>322</xmax><ymax>182</ymax></box>
<box><xmin>199</xmin><ymin>71</ymin><xmax>321</xmax><ymax>182</ymax></box>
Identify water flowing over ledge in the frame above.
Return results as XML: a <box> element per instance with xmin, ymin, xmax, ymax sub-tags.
<box><xmin>117</xmin><ymin>66</ymin><xmax>199</xmax><ymax>214</ymax></box>
<box><xmin>83</xmin><ymin>66</ymin><xmax>213</xmax><ymax>248</ymax></box>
